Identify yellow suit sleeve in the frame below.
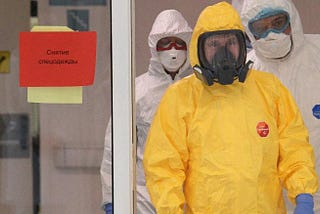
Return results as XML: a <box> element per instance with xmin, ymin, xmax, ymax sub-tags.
<box><xmin>276</xmin><ymin>77</ymin><xmax>318</xmax><ymax>203</ymax></box>
<box><xmin>143</xmin><ymin>85</ymin><xmax>190</xmax><ymax>214</ymax></box>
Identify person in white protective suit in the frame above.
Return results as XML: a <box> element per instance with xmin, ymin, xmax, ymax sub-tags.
<box><xmin>100</xmin><ymin>9</ymin><xmax>192</xmax><ymax>214</ymax></box>
<box><xmin>239</xmin><ymin>0</ymin><xmax>320</xmax><ymax>213</ymax></box>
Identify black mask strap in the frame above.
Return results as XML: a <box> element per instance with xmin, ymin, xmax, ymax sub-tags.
<box><xmin>238</xmin><ymin>60</ymin><xmax>253</xmax><ymax>83</ymax></box>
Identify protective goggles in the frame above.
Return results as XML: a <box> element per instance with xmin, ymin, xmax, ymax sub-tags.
<box><xmin>156</xmin><ymin>37</ymin><xmax>187</xmax><ymax>51</ymax></box>
<box><xmin>248</xmin><ymin>9</ymin><xmax>290</xmax><ymax>39</ymax></box>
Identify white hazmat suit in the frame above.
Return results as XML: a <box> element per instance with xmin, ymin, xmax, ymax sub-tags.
<box><xmin>240</xmin><ymin>0</ymin><xmax>320</xmax><ymax>212</ymax></box>
<box><xmin>100</xmin><ymin>9</ymin><xmax>192</xmax><ymax>213</ymax></box>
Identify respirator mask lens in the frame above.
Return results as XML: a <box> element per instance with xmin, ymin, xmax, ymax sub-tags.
<box><xmin>198</xmin><ymin>30</ymin><xmax>246</xmax><ymax>71</ymax></box>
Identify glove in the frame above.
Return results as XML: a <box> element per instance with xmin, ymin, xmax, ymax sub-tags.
<box><xmin>104</xmin><ymin>203</ymin><xmax>112</xmax><ymax>214</ymax></box>
<box><xmin>294</xmin><ymin>193</ymin><xmax>314</xmax><ymax>214</ymax></box>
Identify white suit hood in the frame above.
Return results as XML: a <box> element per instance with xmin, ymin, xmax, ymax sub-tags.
<box><xmin>232</xmin><ymin>0</ymin><xmax>244</xmax><ymax>14</ymax></box>
<box><xmin>241</xmin><ymin>0</ymin><xmax>304</xmax><ymax>61</ymax></box>
<box><xmin>147</xmin><ymin>9</ymin><xmax>192</xmax><ymax>77</ymax></box>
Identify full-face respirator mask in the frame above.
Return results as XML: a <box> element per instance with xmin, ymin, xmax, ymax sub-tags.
<box><xmin>193</xmin><ymin>30</ymin><xmax>252</xmax><ymax>86</ymax></box>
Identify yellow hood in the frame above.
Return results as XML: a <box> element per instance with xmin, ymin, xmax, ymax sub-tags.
<box><xmin>189</xmin><ymin>1</ymin><xmax>245</xmax><ymax>68</ymax></box>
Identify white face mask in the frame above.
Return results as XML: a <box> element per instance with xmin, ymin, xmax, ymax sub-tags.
<box><xmin>158</xmin><ymin>49</ymin><xmax>187</xmax><ymax>72</ymax></box>
<box><xmin>253</xmin><ymin>32</ymin><xmax>292</xmax><ymax>59</ymax></box>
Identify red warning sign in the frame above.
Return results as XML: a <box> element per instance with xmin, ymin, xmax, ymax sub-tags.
<box><xmin>19</xmin><ymin>31</ymin><xmax>96</xmax><ymax>87</ymax></box>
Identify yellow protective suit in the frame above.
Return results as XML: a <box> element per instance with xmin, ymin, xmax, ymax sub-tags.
<box><xmin>143</xmin><ymin>2</ymin><xmax>318</xmax><ymax>214</ymax></box>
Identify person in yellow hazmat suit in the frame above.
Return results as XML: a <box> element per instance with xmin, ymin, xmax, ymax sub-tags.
<box><xmin>142</xmin><ymin>2</ymin><xmax>318</xmax><ymax>214</ymax></box>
